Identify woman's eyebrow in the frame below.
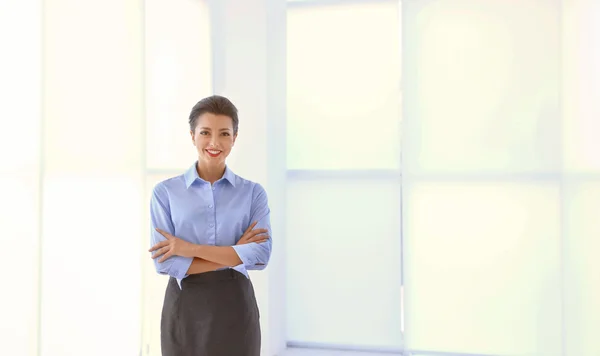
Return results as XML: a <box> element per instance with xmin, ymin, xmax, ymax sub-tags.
<box><xmin>199</xmin><ymin>127</ymin><xmax>231</xmax><ymax>131</ymax></box>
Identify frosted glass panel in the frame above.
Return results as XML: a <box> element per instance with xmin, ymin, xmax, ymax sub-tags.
<box><xmin>564</xmin><ymin>181</ymin><xmax>600</xmax><ymax>356</ymax></box>
<box><xmin>0</xmin><ymin>0</ymin><xmax>41</xmax><ymax>173</ymax></box>
<box><xmin>403</xmin><ymin>181</ymin><xmax>562</xmax><ymax>355</ymax></box>
<box><xmin>562</xmin><ymin>2</ymin><xmax>600</xmax><ymax>173</ymax></box>
<box><xmin>287</xmin><ymin>2</ymin><xmax>401</xmax><ymax>170</ymax></box>
<box><xmin>145</xmin><ymin>0</ymin><xmax>212</xmax><ymax>170</ymax></box>
<box><xmin>0</xmin><ymin>1</ymin><xmax>41</xmax><ymax>354</ymax></box>
<box><xmin>0</xmin><ymin>174</ymin><xmax>40</xmax><ymax>356</ymax></box>
<box><xmin>403</xmin><ymin>0</ymin><xmax>560</xmax><ymax>174</ymax></box>
<box><xmin>43</xmin><ymin>1</ymin><xmax>142</xmax><ymax>173</ymax></box>
<box><xmin>40</xmin><ymin>174</ymin><xmax>142</xmax><ymax>356</ymax></box>
<box><xmin>286</xmin><ymin>179</ymin><xmax>402</xmax><ymax>348</ymax></box>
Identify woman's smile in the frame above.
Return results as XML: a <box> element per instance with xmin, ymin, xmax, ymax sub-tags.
<box><xmin>206</xmin><ymin>149</ymin><xmax>222</xmax><ymax>157</ymax></box>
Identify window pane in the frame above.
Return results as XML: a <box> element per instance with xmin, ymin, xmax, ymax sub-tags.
<box><xmin>286</xmin><ymin>178</ymin><xmax>402</xmax><ymax>348</ymax></box>
<box><xmin>0</xmin><ymin>0</ymin><xmax>41</xmax><ymax>172</ymax></box>
<box><xmin>0</xmin><ymin>174</ymin><xmax>40</xmax><ymax>356</ymax></box>
<box><xmin>562</xmin><ymin>2</ymin><xmax>600</xmax><ymax>173</ymax></box>
<box><xmin>145</xmin><ymin>0</ymin><xmax>212</xmax><ymax>170</ymax></box>
<box><xmin>403</xmin><ymin>0</ymin><xmax>560</xmax><ymax>174</ymax></box>
<box><xmin>403</xmin><ymin>181</ymin><xmax>561</xmax><ymax>355</ymax></box>
<box><xmin>564</xmin><ymin>181</ymin><xmax>600</xmax><ymax>355</ymax></box>
<box><xmin>287</xmin><ymin>2</ymin><xmax>401</xmax><ymax>170</ymax></box>
<box><xmin>40</xmin><ymin>174</ymin><xmax>142</xmax><ymax>356</ymax></box>
<box><xmin>43</xmin><ymin>1</ymin><xmax>143</xmax><ymax>173</ymax></box>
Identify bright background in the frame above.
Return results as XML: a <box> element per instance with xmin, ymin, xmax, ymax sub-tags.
<box><xmin>1</xmin><ymin>0</ymin><xmax>599</xmax><ymax>355</ymax></box>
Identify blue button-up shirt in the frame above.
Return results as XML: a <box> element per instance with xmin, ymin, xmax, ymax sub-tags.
<box><xmin>149</xmin><ymin>163</ymin><xmax>272</xmax><ymax>287</ymax></box>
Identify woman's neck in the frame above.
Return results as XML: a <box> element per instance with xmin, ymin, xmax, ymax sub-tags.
<box><xmin>196</xmin><ymin>162</ymin><xmax>226</xmax><ymax>184</ymax></box>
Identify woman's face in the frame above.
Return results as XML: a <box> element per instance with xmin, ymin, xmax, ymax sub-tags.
<box><xmin>190</xmin><ymin>113</ymin><xmax>237</xmax><ymax>168</ymax></box>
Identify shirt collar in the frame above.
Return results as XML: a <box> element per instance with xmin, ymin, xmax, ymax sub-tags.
<box><xmin>184</xmin><ymin>162</ymin><xmax>236</xmax><ymax>188</ymax></box>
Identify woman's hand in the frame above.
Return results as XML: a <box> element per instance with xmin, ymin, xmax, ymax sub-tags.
<box><xmin>236</xmin><ymin>221</ymin><xmax>269</xmax><ymax>245</ymax></box>
<box><xmin>150</xmin><ymin>228</ymin><xmax>196</xmax><ymax>263</ymax></box>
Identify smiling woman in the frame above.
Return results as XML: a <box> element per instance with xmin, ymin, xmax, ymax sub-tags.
<box><xmin>148</xmin><ymin>95</ymin><xmax>273</xmax><ymax>356</ymax></box>
<box><xmin>188</xmin><ymin>97</ymin><xmax>239</xmax><ymax>174</ymax></box>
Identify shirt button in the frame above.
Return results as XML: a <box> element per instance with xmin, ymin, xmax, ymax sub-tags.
<box><xmin>209</xmin><ymin>223</ymin><xmax>214</xmax><ymax>227</ymax></box>
<box><xmin>208</xmin><ymin>204</ymin><xmax>213</xmax><ymax>209</ymax></box>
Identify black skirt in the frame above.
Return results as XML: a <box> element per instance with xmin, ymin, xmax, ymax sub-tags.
<box><xmin>160</xmin><ymin>269</ymin><xmax>261</xmax><ymax>356</ymax></box>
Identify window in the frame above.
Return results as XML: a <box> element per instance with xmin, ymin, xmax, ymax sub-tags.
<box><xmin>41</xmin><ymin>175</ymin><xmax>142</xmax><ymax>355</ymax></box>
<box><xmin>402</xmin><ymin>0</ymin><xmax>560</xmax><ymax>176</ymax></box>
<box><xmin>402</xmin><ymin>0</ymin><xmax>565</xmax><ymax>355</ymax></box>
<box><xmin>287</xmin><ymin>0</ymin><xmax>401</xmax><ymax>171</ymax></box>
<box><xmin>403</xmin><ymin>182</ymin><xmax>561</xmax><ymax>354</ymax></box>
<box><xmin>286</xmin><ymin>179</ymin><xmax>402</xmax><ymax>346</ymax></box>
<box><xmin>286</xmin><ymin>0</ymin><xmax>403</xmax><ymax>349</ymax></box>
<box><xmin>563</xmin><ymin>182</ymin><xmax>600</xmax><ymax>354</ymax></box>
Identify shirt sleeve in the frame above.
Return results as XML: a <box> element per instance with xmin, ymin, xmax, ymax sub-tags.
<box><xmin>231</xmin><ymin>183</ymin><xmax>273</xmax><ymax>271</ymax></box>
<box><xmin>149</xmin><ymin>183</ymin><xmax>193</xmax><ymax>279</ymax></box>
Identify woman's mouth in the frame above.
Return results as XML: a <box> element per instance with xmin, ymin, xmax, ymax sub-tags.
<box><xmin>206</xmin><ymin>149</ymin><xmax>222</xmax><ymax>158</ymax></box>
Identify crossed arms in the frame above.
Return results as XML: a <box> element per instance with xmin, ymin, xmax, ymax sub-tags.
<box><xmin>149</xmin><ymin>184</ymin><xmax>272</xmax><ymax>279</ymax></box>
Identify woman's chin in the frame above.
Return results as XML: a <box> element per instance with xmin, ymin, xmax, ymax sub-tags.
<box><xmin>199</xmin><ymin>156</ymin><xmax>225</xmax><ymax>167</ymax></box>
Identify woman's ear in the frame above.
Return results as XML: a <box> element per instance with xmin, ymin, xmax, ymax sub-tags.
<box><xmin>190</xmin><ymin>130</ymin><xmax>195</xmax><ymax>144</ymax></box>
<box><xmin>232</xmin><ymin>133</ymin><xmax>238</xmax><ymax>146</ymax></box>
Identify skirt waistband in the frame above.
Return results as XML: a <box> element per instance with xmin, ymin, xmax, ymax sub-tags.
<box><xmin>177</xmin><ymin>268</ymin><xmax>245</xmax><ymax>286</ymax></box>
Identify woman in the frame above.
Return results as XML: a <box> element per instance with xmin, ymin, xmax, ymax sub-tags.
<box><xmin>148</xmin><ymin>95</ymin><xmax>272</xmax><ymax>356</ymax></box>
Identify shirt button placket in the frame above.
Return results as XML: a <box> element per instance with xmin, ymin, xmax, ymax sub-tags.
<box><xmin>208</xmin><ymin>184</ymin><xmax>216</xmax><ymax>244</ymax></box>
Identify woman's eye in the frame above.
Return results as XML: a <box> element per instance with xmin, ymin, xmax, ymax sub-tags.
<box><xmin>200</xmin><ymin>131</ymin><xmax>209</xmax><ymax>135</ymax></box>
<box><xmin>222</xmin><ymin>132</ymin><xmax>230</xmax><ymax>136</ymax></box>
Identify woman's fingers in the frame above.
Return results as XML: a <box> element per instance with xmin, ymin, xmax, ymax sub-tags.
<box><xmin>241</xmin><ymin>227</ymin><xmax>266</xmax><ymax>241</ymax></box>
<box><xmin>243</xmin><ymin>230</ymin><xmax>267</xmax><ymax>243</ymax></box>
<box><xmin>248</xmin><ymin>233</ymin><xmax>269</xmax><ymax>243</ymax></box>
<box><xmin>149</xmin><ymin>240</ymin><xmax>168</xmax><ymax>252</ymax></box>
<box><xmin>152</xmin><ymin>246</ymin><xmax>169</xmax><ymax>259</ymax></box>
<box><xmin>158</xmin><ymin>250</ymin><xmax>173</xmax><ymax>263</ymax></box>
<box><xmin>249</xmin><ymin>228</ymin><xmax>268</xmax><ymax>238</ymax></box>
<box><xmin>236</xmin><ymin>224</ymin><xmax>269</xmax><ymax>245</ymax></box>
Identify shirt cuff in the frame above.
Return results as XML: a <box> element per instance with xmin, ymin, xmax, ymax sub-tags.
<box><xmin>231</xmin><ymin>244</ymin><xmax>258</xmax><ymax>268</ymax></box>
<box><xmin>169</xmin><ymin>257</ymin><xmax>193</xmax><ymax>280</ymax></box>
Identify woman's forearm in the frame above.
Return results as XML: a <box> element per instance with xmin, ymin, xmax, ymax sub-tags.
<box><xmin>186</xmin><ymin>257</ymin><xmax>227</xmax><ymax>275</ymax></box>
<box><xmin>191</xmin><ymin>245</ymin><xmax>242</xmax><ymax>267</ymax></box>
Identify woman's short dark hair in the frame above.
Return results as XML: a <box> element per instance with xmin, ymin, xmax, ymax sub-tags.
<box><xmin>188</xmin><ymin>95</ymin><xmax>239</xmax><ymax>134</ymax></box>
